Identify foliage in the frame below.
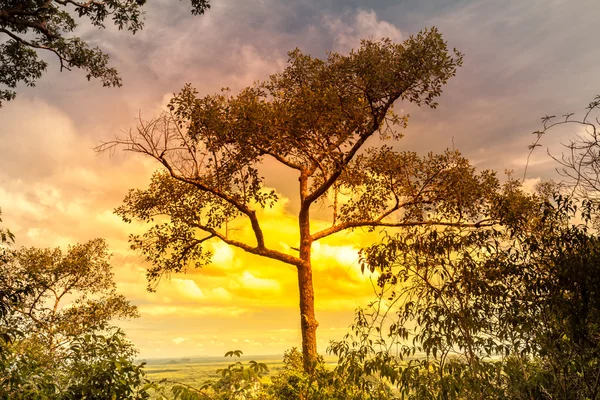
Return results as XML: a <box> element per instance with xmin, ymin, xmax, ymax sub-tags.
<box><xmin>1</xmin><ymin>326</ymin><xmax>153</xmax><ymax>399</ymax></box>
<box><xmin>328</xmin><ymin>185</ymin><xmax>600</xmax><ymax>399</ymax></box>
<box><xmin>0</xmin><ymin>0</ymin><xmax>211</xmax><ymax>105</ymax></box>
<box><xmin>1</xmin><ymin>238</ymin><xmax>139</xmax><ymax>351</ymax></box>
<box><xmin>97</xmin><ymin>28</ymin><xmax>494</xmax><ymax>372</ymax></box>
<box><xmin>61</xmin><ymin>327</ymin><xmax>153</xmax><ymax>400</ymax></box>
<box><xmin>209</xmin><ymin>350</ymin><xmax>268</xmax><ymax>398</ymax></box>
<box><xmin>167</xmin><ymin>350</ymin><xmax>269</xmax><ymax>400</ymax></box>
<box><xmin>0</xmin><ymin>208</ymin><xmax>27</xmax><ymax>392</ymax></box>
<box><xmin>0</xmin><ymin>233</ymin><xmax>153</xmax><ymax>399</ymax></box>
<box><xmin>166</xmin><ymin>347</ymin><xmax>395</xmax><ymax>400</ymax></box>
<box><xmin>267</xmin><ymin>347</ymin><xmax>340</xmax><ymax>400</ymax></box>
<box><xmin>0</xmin><ymin>208</ymin><xmax>13</xmax><ymax>245</ymax></box>
<box><xmin>0</xmin><ymin>207</ymin><xmax>16</xmax><ymax>324</ymax></box>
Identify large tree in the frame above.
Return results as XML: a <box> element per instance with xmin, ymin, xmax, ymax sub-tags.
<box><xmin>0</xmin><ymin>0</ymin><xmax>210</xmax><ymax>106</ymax></box>
<box><xmin>99</xmin><ymin>28</ymin><xmax>498</xmax><ymax>372</ymax></box>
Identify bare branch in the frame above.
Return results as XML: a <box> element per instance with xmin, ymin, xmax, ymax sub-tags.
<box><xmin>96</xmin><ymin>112</ymin><xmax>270</xmax><ymax>249</ymax></box>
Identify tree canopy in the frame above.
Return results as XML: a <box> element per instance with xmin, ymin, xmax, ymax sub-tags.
<box><xmin>0</xmin><ymin>0</ymin><xmax>210</xmax><ymax>106</ymax></box>
<box><xmin>1</xmin><ymin>238</ymin><xmax>138</xmax><ymax>347</ymax></box>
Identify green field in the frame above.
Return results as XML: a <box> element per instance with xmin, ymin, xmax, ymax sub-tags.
<box><xmin>143</xmin><ymin>355</ymin><xmax>286</xmax><ymax>387</ymax></box>
<box><xmin>141</xmin><ymin>354</ymin><xmax>338</xmax><ymax>397</ymax></box>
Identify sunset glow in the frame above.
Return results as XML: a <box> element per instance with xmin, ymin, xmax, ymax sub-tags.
<box><xmin>1</xmin><ymin>0</ymin><xmax>598</xmax><ymax>360</ymax></box>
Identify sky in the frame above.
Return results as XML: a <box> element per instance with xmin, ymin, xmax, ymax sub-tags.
<box><xmin>1</xmin><ymin>0</ymin><xmax>599</xmax><ymax>358</ymax></box>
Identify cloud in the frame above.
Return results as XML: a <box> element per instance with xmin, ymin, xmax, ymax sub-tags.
<box><xmin>210</xmin><ymin>242</ymin><xmax>236</xmax><ymax>266</ymax></box>
<box><xmin>172</xmin><ymin>337</ymin><xmax>188</xmax><ymax>344</ymax></box>
<box><xmin>324</xmin><ymin>9</ymin><xmax>402</xmax><ymax>52</ymax></box>
<box><xmin>0</xmin><ymin>99</ymin><xmax>79</xmax><ymax>179</ymax></box>
<box><xmin>139</xmin><ymin>305</ymin><xmax>248</xmax><ymax>317</ymax></box>
<box><xmin>312</xmin><ymin>242</ymin><xmax>359</xmax><ymax>268</ymax></box>
<box><xmin>170</xmin><ymin>279</ymin><xmax>206</xmax><ymax>300</ymax></box>
<box><xmin>211</xmin><ymin>287</ymin><xmax>232</xmax><ymax>300</ymax></box>
<box><xmin>239</xmin><ymin>271</ymin><xmax>281</xmax><ymax>292</ymax></box>
<box><xmin>521</xmin><ymin>178</ymin><xmax>541</xmax><ymax>195</ymax></box>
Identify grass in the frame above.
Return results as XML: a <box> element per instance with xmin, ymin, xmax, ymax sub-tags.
<box><xmin>142</xmin><ymin>355</ymin><xmax>288</xmax><ymax>388</ymax></box>
<box><xmin>141</xmin><ymin>354</ymin><xmax>322</xmax><ymax>398</ymax></box>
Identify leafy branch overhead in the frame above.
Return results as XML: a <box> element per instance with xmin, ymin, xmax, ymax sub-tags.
<box><xmin>0</xmin><ymin>0</ymin><xmax>211</xmax><ymax>106</ymax></box>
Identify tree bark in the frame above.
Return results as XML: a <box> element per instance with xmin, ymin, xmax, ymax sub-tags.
<box><xmin>298</xmin><ymin>175</ymin><xmax>318</xmax><ymax>374</ymax></box>
<box><xmin>297</xmin><ymin>258</ymin><xmax>318</xmax><ymax>374</ymax></box>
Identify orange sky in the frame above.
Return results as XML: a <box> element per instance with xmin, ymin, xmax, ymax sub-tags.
<box><xmin>1</xmin><ymin>0</ymin><xmax>598</xmax><ymax>358</ymax></box>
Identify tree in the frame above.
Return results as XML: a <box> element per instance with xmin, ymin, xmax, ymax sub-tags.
<box><xmin>0</xmin><ymin>207</ymin><xmax>24</xmax><ymax>376</ymax></box>
<box><xmin>0</xmin><ymin>0</ymin><xmax>210</xmax><ymax>106</ymax></box>
<box><xmin>0</xmin><ymin>208</ymin><xmax>27</xmax><ymax>394</ymax></box>
<box><xmin>1</xmin><ymin>238</ymin><xmax>139</xmax><ymax>351</ymax></box>
<box><xmin>98</xmin><ymin>28</ymin><xmax>498</xmax><ymax>373</ymax></box>
<box><xmin>60</xmin><ymin>327</ymin><xmax>153</xmax><ymax>400</ymax></box>
<box><xmin>0</xmin><ymin>208</ymin><xmax>13</xmax><ymax>245</ymax></box>
<box><xmin>1</xmin><ymin>325</ymin><xmax>153</xmax><ymax>399</ymax></box>
<box><xmin>330</xmin><ymin>184</ymin><xmax>600</xmax><ymax>399</ymax></box>
<box><xmin>0</xmin><ymin>207</ymin><xmax>15</xmax><ymax>323</ymax></box>
<box><xmin>526</xmin><ymin>95</ymin><xmax>600</xmax><ymax>203</ymax></box>
<box><xmin>0</xmin><ymin>238</ymin><xmax>149</xmax><ymax>398</ymax></box>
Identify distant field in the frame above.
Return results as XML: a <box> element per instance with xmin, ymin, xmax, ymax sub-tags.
<box><xmin>141</xmin><ymin>354</ymin><xmax>338</xmax><ymax>397</ymax></box>
<box><xmin>142</xmin><ymin>355</ymin><xmax>287</xmax><ymax>388</ymax></box>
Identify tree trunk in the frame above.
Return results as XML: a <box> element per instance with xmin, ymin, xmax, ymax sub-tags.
<box><xmin>297</xmin><ymin>259</ymin><xmax>318</xmax><ymax>374</ymax></box>
<box><xmin>298</xmin><ymin>180</ymin><xmax>318</xmax><ymax>374</ymax></box>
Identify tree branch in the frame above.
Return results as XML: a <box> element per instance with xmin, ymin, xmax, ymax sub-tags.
<box><xmin>96</xmin><ymin>117</ymin><xmax>270</xmax><ymax>250</ymax></box>
<box><xmin>0</xmin><ymin>11</ymin><xmax>61</xmax><ymax>41</ymax></box>
<box><xmin>0</xmin><ymin>28</ymin><xmax>69</xmax><ymax>71</ymax></box>
<box><xmin>304</xmin><ymin>100</ymin><xmax>397</xmax><ymax>207</ymax></box>
<box><xmin>192</xmin><ymin>223</ymin><xmax>302</xmax><ymax>267</ymax></box>
<box><xmin>249</xmin><ymin>142</ymin><xmax>305</xmax><ymax>171</ymax></box>
<box><xmin>312</xmin><ymin>219</ymin><xmax>493</xmax><ymax>241</ymax></box>
<box><xmin>54</xmin><ymin>0</ymin><xmax>106</xmax><ymax>10</ymax></box>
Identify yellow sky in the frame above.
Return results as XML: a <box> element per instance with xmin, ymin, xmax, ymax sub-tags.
<box><xmin>111</xmin><ymin>193</ymin><xmax>385</xmax><ymax>358</ymax></box>
<box><xmin>0</xmin><ymin>97</ymin><xmax>385</xmax><ymax>357</ymax></box>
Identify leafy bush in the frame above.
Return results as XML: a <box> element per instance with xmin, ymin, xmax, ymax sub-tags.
<box><xmin>0</xmin><ymin>226</ymin><xmax>154</xmax><ymax>399</ymax></box>
<box><xmin>328</xmin><ymin>188</ymin><xmax>600</xmax><ymax>399</ymax></box>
